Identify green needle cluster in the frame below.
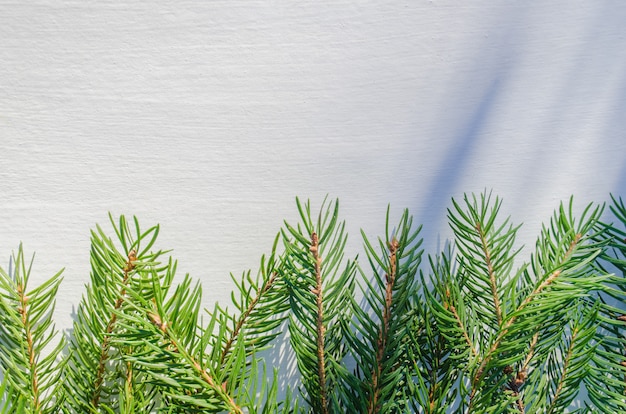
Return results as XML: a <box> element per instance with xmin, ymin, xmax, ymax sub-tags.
<box><xmin>0</xmin><ymin>191</ymin><xmax>625</xmax><ymax>413</ymax></box>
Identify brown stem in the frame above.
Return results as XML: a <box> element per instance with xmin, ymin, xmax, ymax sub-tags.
<box><xmin>443</xmin><ymin>287</ymin><xmax>479</xmax><ymax>359</ymax></box>
<box><xmin>219</xmin><ymin>271</ymin><xmax>279</xmax><ymax>366</ymax></box>
<box><xmin>18</xmin><ymin>283</ymin><xmax>41</xmax><ymax>413</ymax></box>
<box><xmin>476</xmin><ymin>222</ymin><xmax>503</xmax><ymax>326</ymax></box>
<box><xmin>309</xmin><ymin>232</ymin><xmax>329</xmax><ymax>414</ymax></box>
<box><xmin>522</xmin><ymin>332</ymin><xmax>539</xmax><ymax>372</ymax></box>
<box><xmin>125</xmin><ymin>360</ymin><xmax>133</xmax><ymax>401</ymax></box>
<box><xmin>367</xmin><ymin>237</ymin><xmax>399</xmax><ymax>414</ymax></box>
<box><xmin>449</xmin><ymin>304</ymin><xmax>479</xmax><ymax>359</ymax></box>
<box><xmin>510</xmin><ymin>331</ymin><xmax>539</xmax><ymax>412</ymax></box>
<box><xmin>91</xmin><ymin>249</ymin><xmax>136</xmax><ymax>408</ymax></box>
<box><xmin>546</xmin><ymin>327</ymin><xmax>579</xmax><ymax>414</ymax></box>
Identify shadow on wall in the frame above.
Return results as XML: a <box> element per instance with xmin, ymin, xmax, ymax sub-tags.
<box><xmin>412</xmin><ymin>2</ymin><xmax>626</xmax><ymax>251</ymax></box>
<box><xmin>521</xmin><ymin>4</ymin><xmax>626</xmax><ymax>208</ymax></box>
<box><xmin>416</xmin><ymin>75</ymin><xmax>505</xmax><ymax>252</ymax></box>
<box><xmin>405</xmin><ymin>2</ymin><xmax>532</xmax><ymax>251</ymax></box>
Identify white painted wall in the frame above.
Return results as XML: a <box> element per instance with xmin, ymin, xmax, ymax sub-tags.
<box><xmin>1</xmin><ymin>0</ymin><xmax>626</xmax><ymax>362</ymax></box>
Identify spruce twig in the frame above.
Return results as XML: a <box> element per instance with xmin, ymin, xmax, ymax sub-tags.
<box><xmin>1</xmin><ymin>193</ymin><xmax>624</xmax><ymax>412</ymax></box>
<box><xmin>219</xmin><ymin>270</ymin><xmax>278</xmax><ymax>366</ymax></box>
<box><xmin>92</xmin><ymin>248</ymin><xmax>136</xmax><ymax>408</ymax></box>
<box><xmin>367</xmin><ymin>237</ymin><xmax>398</xmax><ymax>414</ymax></box>
<box><xmin>0</xmin><ymin>245</ymin><xmax>64</xmax><ymax>413</ymax></box>
<box><xmin>310</xmin><ymin>232</ymin><xmax>329</xmax><ymax>414</ymax></box>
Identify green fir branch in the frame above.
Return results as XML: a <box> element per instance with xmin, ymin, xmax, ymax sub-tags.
<box><xmin>447</xmin><ymin>192</ymin><xmax>522</xmax><ymax>338</ymax></box>
<box><xmin>431</xmin><ymin>192</ymin><xmax>610</xmax><ymax>413</ymax></box>
<box><xmin>0</xmin><ymin>193</ymin><xmax>624</xmax><ymax>413</ymax></box>
<box><xmin>420</xmin><ymin>248</ymin><xmax>475</xmax><ymax>413</ymax></box>
<box><xmin>584</xmin><ymin>194</ymin><xmax>626</xmax><ymax>412</ymax></box>
<box><xmin>217</xmin><ymin>233</ymin><xmax>290</xmax><ymax>365</ymax></box>
<box><xmin>281</xmin><ymin>197</ymin><xmax>356</xmax><ymax>413</ymax></box>
<box><xmin>112</xmin><ymin>268</ymin><xmax>243</xmax><ymax>413</ymax></box>
<box><xmin>340</xmin><ymin>207</ymin><xmax>423</xmax><ymax>413</ymax></box>
<box><xmin>0</xmin><ymin>245</ymin><xmax>64</xmax><ymax>414</ymax></box>
<box><xmin>62</xmin><ymin>215</ymin><xmax>166</xmax><ymax>413</ymax></box>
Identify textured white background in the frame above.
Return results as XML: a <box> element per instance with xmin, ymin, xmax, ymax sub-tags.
<box><xmin>1</xmin><ymin>1</ymin><xmax>626</xmax><ymax>343</ymax></box>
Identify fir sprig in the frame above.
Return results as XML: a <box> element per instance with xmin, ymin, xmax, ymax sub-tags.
<box><xmin>585</xmin><ymin>194</ymin><xmax>626</xmax><ymax>412</ymax></box>
<box><xmin>62</xmin><ymin>215</ymin><xmax>166</xmax><ymax>413</ymax></box>
<box><xmin>0</xmin><ymin>193</ymin><xmax>625</xmax><ymax>413</ymax></box>
<box><xmin>281</xmin><ymin>197</ymin><xmax>357</xmax><ymax>413</ymax></box>
<box><xmin>429</xmin><ymin>192</ymin><xmax>611</xmax><ymax>413</ymax></box>
<box><xmin>216</xmin><ymin>233</ymin><xmax>290</xmax><ymax>365</ymax></box>
<box><xmin>341</xmin><ymin>207</ymin><xmax>423</xmax><ymax>413</ymax></box>
<box><xmin>421</xmin><ymin>247</ymin><xmax>474</xmax><ymax>413</ymax></box>
<box><xmin>0</xmin><ymin>245</ymin><xmax>64</xmax><ymax>414</ymax></box>
<box><xmin>114</xmin><ymin>270</ymin><xmax>244</xmax><ymax>413</ymax></box>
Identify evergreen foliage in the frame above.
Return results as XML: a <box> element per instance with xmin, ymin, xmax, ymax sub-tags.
<box><xmin>0</xmin><ymin>192</ymin><xmax>625</xmax><ymax>413</ymax></box>
<box><xmin>0</xmin><ymin>245</ymin><xmax>64</xmax><ymax>413</ymax></box>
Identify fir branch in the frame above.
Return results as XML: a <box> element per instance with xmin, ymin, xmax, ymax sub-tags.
<box><xmin>114</xmin><ymin>270</ymin><xmax>244</xmax><ymax>413</ymax></box>
<box><xmin>471</xmin><ymin>221</ymin><xmax>588</xmax><ymax>397</ymax></box>
<box><xmin>63</xmin><ymin>215</ymin><xmax>165</xmax><ymax>413</ymax></box>
<box><xmin>0</xmin><ymin>245</ymin><xmax>64</xmax><ymax>413</ymax></box>
<box><xmin>310</xmin><ymin>231</ymin><xmax>329</xmax><ymax>414</ymax></box>
<box><xmin>444</xmin><ymin>195</ymin><xmax>608</xmax><ymax>413</ymax></box>
<box><xmin>282</xmin><ymin>197</ymin><xmax>356</xmax><ymax>413</ymax></box>
<box><xmin>218</xmin><ymin>235</ymin><xmax>290</xmax><ymax>371</ymax></box>
<box><xmin>446</xmin><ymin>293</ymin><xmax>479</xmax><ymax>360</ymax></box>
<box><xmin>92</xmin><ymin>248</ymin><xmax>136</xmax><ymax>408</ymax></box>
<box><xmin>476</xmin><ymin>221</ymin><xmax>503</xmax><ymax>326</ymax></box>
<box><xmin>367</xmin><ymin>236</ymin><xmax>398</xmax><ymax>414</ymax></box>
<box><xmin>342</xmin><ymin>208</ymin><xmax>423</xmax><ymax>413</ymax></box>
<box><xmin>18</xmin><ymin>278</ymin><xmax>41</xmax><ymax>411</ymax></box>
<box><xmin>448</xmin><ymin>192</ymin><xmax>521</xmax><ymax>335</ymax></box>
<box><xmin>470</xmin><ymin>265</ymin><xmax>566</xmax><ymax>400</ymax></box>
<box><xmin>219</xmin><ymin>269</ymin><xmax>279</xmax><ymax>366</ymax></box>
<box><xmin>146</xmin><ymin>307</ymin><xmax>244</xmax><ymax>414</ymax></box>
